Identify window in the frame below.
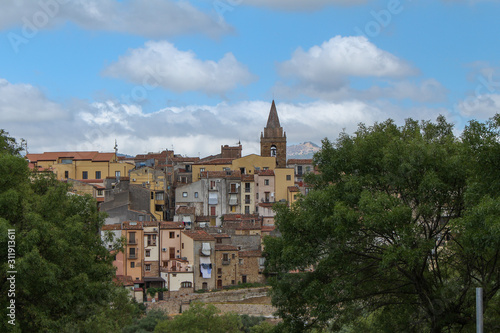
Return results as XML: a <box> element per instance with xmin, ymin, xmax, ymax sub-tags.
<box><xmin>169</xmin><ymin>232</ymin><xmax>175</xmax><ymax>239</ymax></box>
<box><xmin>145</xmin><ymin>249</ymin><xmax>150</xmax><ymax>257</ymax></box>
<box><xmin>115</xmin><ymin>171</ymin><xmax>121</xmax><ymax>178</ymax></box>
<box><xmin>210</xmin><ymin>206</ymin><xmax>216</xmax><ymax>216</ymax></box>
<box><xmin>64</xmin><ymin>171</ymin><xmax>69</xmax><ymax>179</ymax></box>
<box><xmin>230</xmin><ymin>183</ymin><xmax>237</xmax><ymax>193</ymax></box>
<box><xmin>242</xmin><ymin>275</ymin><xmax>247</xmax><ymax>283</ymax></box>
<box><xmin>155</xmin><ymin>192</ymin><xmax>164</xmax><ymax>200</ymax></box>
<box><xmin>129</xmin><ymin>248</ymin><xmax>136</xmax><ymax>258</ymax></box>
<box><xmin>200</xmin><ymin>168</ymin><xmax>205</xmax><ymax>172</ymax></box>
<box><xmin>232</xmin><ymin>254</ymin><xmax>235</xmax><ymax>259</ymax></box>
<box><xmin>130</xmin><ymin>262</ymin><xmax>135</xmax><ymax>268</ymax></box>
<box><xmin>151</xmin><ymin>192</ymin><xmax>154</xmax><ymax>200</ymax></box>
<box><xmin>181</xmin><ymin>281</ymin><xmax>192</xmax><ymax>288</ymax></box>
<box><xmin>145</xmin><ymin>264</ymin><xmax>151</xmax><ymax>271</ymax></box>
<box><xmin>202</xmin><ymin>282</ymin><xmax>208</xmax><ymax>290</ymax></box>
<box><xmin>264</xmin><ymin>179</ymin><xmax>269</xmax><ymax>186</ymax></box>
<box><xmin>147</xmin><ymin>234</ymin><xmax>157</xmax><ymax>246</ymax></box>
<box><xmin>61</xmin><ymin>158</ymin><xmax>72</xmax><ymax>164</ymax></box>
<box><xmin>245</xmin><ymin>183</ymin><xmax>250</xmax><ymax>193</ymax></box>
<box><xmin>82</xmin><ymin>171</ymin><xmax>88</xmax><ymax>179</ymax></box>
<box><xmin>271</xmin><ymin>145</ymin><xmax>277</xmax><ymax>157</ymax></box>
<box><xmin>306</xmin><ymin>166</ymin><xmax>311</xmax><ymax>173</ymax></box>
<box><xmin>245</xmin><ymin>195</ymin><xmax>250</xmax><ymax>204</ymax></box>
<box><xmin>263</xmin><ymin>167</ymin><xmax>269</xmax><ymax>170</ymax></box>
<box><xmin>194</xmin><ymin>192</ymin><xmax>198</xmax><ymax>198</ymax></box>
<box><xmin>230</xmin><ymin>206</ymin><xmax>236</xmax><ymax>212</ymax></box>
<box><xmin>297</xmin><ymin>166</ymin><xmax>302</xmax><ymax>175</ymax></box>
<box><xmin>95</xmin><ymin>171</ymin><xmax>101</xmax><ymax>179</ymax></box>
<box><xmin>256</xmin><ymin>193</ymin><xmax>259</xmax><ymax>200</ymax></box>
<box><xmin>265</xmin><ymin>192</ymin><xmax>270</xmax><ymax>202</ymax></box>
<box><xmin>155</xmin><ymin>205</ymin><xmax>163</xmax><ymax>211</ymax></box>
<box><xmin>210</xmin><ymin>181</ymin><xmax>216</xmax><ymax>190</ymax></box>
<box><xmin>129</xmin><ymin>232</ymin><xmax>136</xmax><ymax>244</ymax></box>
<box><xmin>216</xmin><ymin>238</ymin><xmax>222</xmax><ymax>244</ymax></box>
<box><xmin>286</xmin><ymin>175</ymin><xmax>291</xmax><ymax>181</ymax></box>
<box><xmin>223</xmin><ymin>253</ymin><xmax>229</xmax><ymax>261</ymax></box>
<box><xmin>97</xmin><ymin>189</ymin><xmax>103</xmax><ymax>196</ymax></box>
<box><xmin>182</xmin><ymin>192</ymin><xmax>188</xmax><ymax>197</ymax></box>
<box><xmin>218</xmin><ymin>268</ymin><xmax>222</xmax><ymax>274</ymax></box>
<box><xmin>245</xmin><ymin>206</ymin><xmax>250</xmax><ymax>214</ymax></box>
<box><xmin>182</xmin><ymin>243</ymin><xmax>184</xmax><ymax>249</ymax></box>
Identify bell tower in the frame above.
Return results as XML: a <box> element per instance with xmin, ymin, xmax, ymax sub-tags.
<box><xmin>260</xmin><ymin>100</ymin><xmax>286</xmax><ymax>168</ymax></box>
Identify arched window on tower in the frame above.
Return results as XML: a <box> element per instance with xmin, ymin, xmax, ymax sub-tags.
<box><xmin>271</xmin><ymin>145</ymin><xmax>277</xmax><ymax>157</ymax></box>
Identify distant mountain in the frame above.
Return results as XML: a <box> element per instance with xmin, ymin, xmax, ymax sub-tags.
<box><xmin>287</xmin><ymin>141</ymin><xmax>321</xmax><ymax>160</ymax></box>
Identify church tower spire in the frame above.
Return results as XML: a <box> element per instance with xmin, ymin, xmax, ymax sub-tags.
<box><xmin>260</xmin><ymin>100</ymin><xmax>287</xmax><ymax>168</ymax></box>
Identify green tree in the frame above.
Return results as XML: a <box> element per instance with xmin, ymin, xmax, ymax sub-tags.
<box><xmin>0</xmin><ymin>130</ymin><xmax>140</xmax><ymax>332</ymax></box>
<box><xmin>154</xmin><ymin>303</ymin><xmax>242</xmax><ymax>333</ymax></box>
<box><xmin>264</xmin><ymin>117</ymin><xmax>500</xmax><ymax>332</ymax></box>
<box><xmin>122</xmin><ymin>309</ymin><xmax>169</xmax><ymax>333</ymax></box>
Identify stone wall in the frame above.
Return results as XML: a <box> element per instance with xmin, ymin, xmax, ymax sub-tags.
<box><xmin>147</xmin><ymin>287</ymin><xmax>270</xmax><ymax>315</ymax></box>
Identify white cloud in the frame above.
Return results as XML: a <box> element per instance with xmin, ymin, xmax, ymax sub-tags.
<box><xmin>0</xmin><ymin>78</ymin><xmax>454</xmax><ymax>158</ymax></box>
<box><xmin>279</xmin><ymin>36</ymin><xmax>416</xmax><ymax>88</ymax></box>
<box><xmin>102</xmin><ymin>41</ymin><xmax>256</xmax><ymax>96</ymax></box>
<box><xmin>0</xmin><ymin>78</ymin><xmax>68</xmax><ymax>122</ymax></box>
<box><xmin>0</xmin><ymin>0</ymin><xmax>226</xmax><ymax>37</ymax></box>
<box><xmin>456</xmin><ymin>94</ymin><xmax>500</xmax><ymax>119</ymax></box>
<box><xmin>242</xmin><ymin>0</ymin><xmax>369</xmax><ymax>10</ymax></box>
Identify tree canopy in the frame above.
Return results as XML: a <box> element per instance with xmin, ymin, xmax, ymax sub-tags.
<box><xmin>0</xmin><ymin>130</ymin><xmax>140</xmax><ymax>332</ymax></box>
<box><xmin>264</xmin><ymin>116</ymin><xmax>500</xmax><ymax>332</ymax></box>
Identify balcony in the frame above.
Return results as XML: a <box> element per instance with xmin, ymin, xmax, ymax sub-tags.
<box><xmin>128</xmin><ymin>239</ymin><xmax>137</xmax><ymax>245</ymax></box>
<box><xmin>245</xmin><ymin>188</ymin><xmax>251</xmax><ymax>193</ymax></box>
<box><xmin>222</xmin><ymin>259</ymin><xmax>231</xmax><ymax>265</ymax></box>
<box><xmin>128</xmin><ymin>253</ymin><xmax>137</xmax><ymax>259</ymax></box>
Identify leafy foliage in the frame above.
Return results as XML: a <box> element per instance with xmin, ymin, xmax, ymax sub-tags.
<box><xmin>264</xmin><ymin>117</ymin><xmax>500</xmax><ymax>332</ymax></box>
<box><xmin>154</xmin><ymin>303</ymin><xmax>242</xmax><ymax>333</ymax></box>
<box><xmin>0</xmin><ymin>130</ymin><xmax>140</xmax><ymax>332</ymax></box>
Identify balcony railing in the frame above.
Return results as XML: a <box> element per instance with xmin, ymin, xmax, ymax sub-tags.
<box><xmin>128</xmin><ymin>253</ymin><xmax>137</xmax><ymax>259</ymax></box>
<box><xmin>222</xmin><ymin>259</ymin><xmax>231</xmax><ymax>265</ymax></box>
<box><xmin>128</xmin><ymin>239</ymin><xmax>137</xmax><ymax>244</ymax></box>
<box><xmin>245</xmin><ymin>188</ymin><xmax>251</xmax><ymax>193</ymax></box>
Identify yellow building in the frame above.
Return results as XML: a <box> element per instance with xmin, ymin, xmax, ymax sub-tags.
<box><xmin>192</xmin><ymin>154</ymin><xmax>277</xmax><ymax>182</ymax></box>
<box><xmin>26</xmin><ymin>151</ymin><xmax>135</xmax><ymax>181</ymax></box>
<box><xmin>130</xmin><ymin>167</ymin><xmax>168</xmax><ymax>221</ymax></box>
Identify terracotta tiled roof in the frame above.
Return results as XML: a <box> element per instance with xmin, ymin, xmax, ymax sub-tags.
<box><xmin>196</xmin><ymin>216</ymin><xmax>210</xmax><ymax>222</ymax></box>
<box><xmin>287</xmin><ymin>159</ymin><xmax>313</xmax><ymax>165</ymax></box>
<box><xmin>214</xmin><ymin>233</ymin><xmax>231</xmax><ymax>238</ymax></box>
<box><xmin>215</xmin><ymin>244</ymin><xmax>239</xmax><ymax>251</ymax></box>
<box><xmin>239</xmin><ymin>250</ymin><xmax>262</xmax><ymax>257</ymax></box>
<box><xmin>259</xmin><ymin>202</ymin><xmax>274</xmax><ymax>208</ymax></box>
<box><xmin>170</xmin><ymin>157</ymin><xmax>200</xmax><ymax>163</ymax></box>
<box><xmin>194</xmin><ymin>158</ymin><xmax>234</xmax><ymax>165</ymax></box>
<box><xmin>222</xmin><ymin>214</ymin><xmax>259</xmax><ymax>221</ymax></box>
<box><xmin>101</xmin><ymin>224</ymin><xmax>122</xmax><ymax>230</ymax></box>
<box><xmin>241</xmin><ymin>174</ymin><xmax>254</xmax><ymax>182</ymax></box>
<box><xmin>160</xmin><ymin>221</ymin><xmax>184</xmax><ymax>229</ymax></box>
<box><xmin>261</xmin><ymin>226</ymin><xmax>275</xmax><ymax>232</ymax></box>
<box><xmin>258</xmin><ymin>170</ymin><xmax>275</xmax><ymax>176</ymax></box>
<box><xmin>182</xmin><ymin>230</ymin><xmax>215</xmax><ymax>241</ymax></box>
<box><xmin>176</xmin><ymin>206</ymin><xmax>195</xmax><ymax>215</ymax></box>
<box><xmin>26</xmin><ymin>151</ymin><xmax>116</xmax><ymax>162</ymax></box>
<box><xmin>113</xmin><ymin>275</ymin><xmax>134</xmax><ymax>286</ymax></box>
<box><xmin>288</xmin><ymin>186</ymin><xmax>300</xmax><ymax>192</ymax></box>
<box><xmin>236</xmin><ymin>221</ymin><xmax>261</xmax><ymax>230</ymax></box>
<box><xmin>122</xmin><ymin>221</ymin><xmax>143</xmax><ymax>230</ymax></box>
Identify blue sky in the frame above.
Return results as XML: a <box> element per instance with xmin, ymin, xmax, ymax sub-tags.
<box><xmin>1</xmin><ymin>0</ymin><xmax>500</xmax><ymax>157</ymax></box>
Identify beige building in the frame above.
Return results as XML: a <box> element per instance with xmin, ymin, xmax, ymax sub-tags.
<box><xmin>26</xmin><ymin>151</ymin><xmax>135</xmax><ymax>181</ymax></box>
<box><xmin>181</xmin><ymin>230</ymin><xmax>216</xmax><ymax>291</ymax></box>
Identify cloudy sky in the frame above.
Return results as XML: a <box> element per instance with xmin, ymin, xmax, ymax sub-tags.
<box><xmin>1</xmin><ymin>0</ymin><xmax>500</xmax><ymax>157</ymax></box>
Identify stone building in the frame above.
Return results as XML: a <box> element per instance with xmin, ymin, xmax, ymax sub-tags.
<box><xmin>260</xmin><ymin>100</ymin><xmax>287</xmax><ymax>168</ymax></box>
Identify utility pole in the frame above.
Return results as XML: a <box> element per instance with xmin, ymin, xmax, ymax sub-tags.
<box><xmin>476</xmin><ymin>287</ymin><xmax>483</xmax><ymax>333</ymax></box>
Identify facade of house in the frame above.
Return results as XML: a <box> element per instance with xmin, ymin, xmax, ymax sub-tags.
<box><xmin>181</xmin><ymin>230</ymin><xmax>216</xmax><ymax>291</ymax></box>
<box><xmin>26</xmin><ymin>151</ymin><xmax>135</xmax><ymax>181</ymax></box>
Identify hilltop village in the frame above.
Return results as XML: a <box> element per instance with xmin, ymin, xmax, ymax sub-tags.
<box><xmin>25</xmin><ymin>101</ymin><xmax>315</xmax><ymax>302</ymax></box>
